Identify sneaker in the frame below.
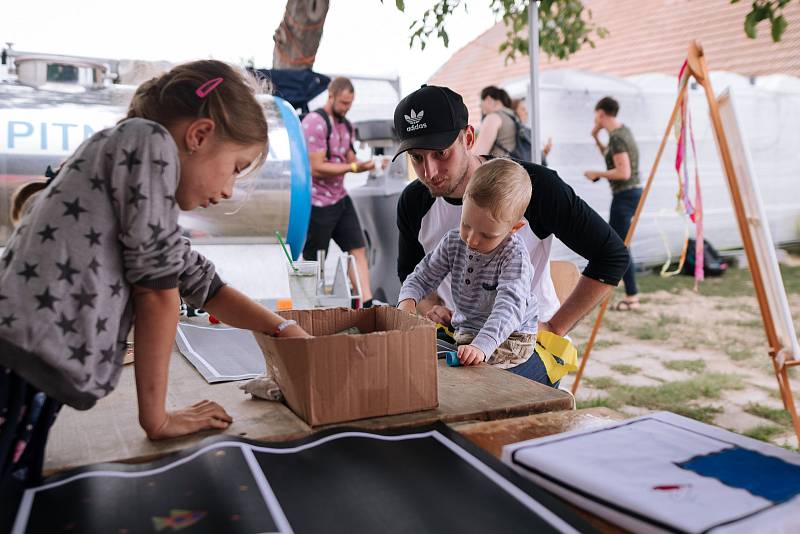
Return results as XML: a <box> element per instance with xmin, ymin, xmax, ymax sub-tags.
<box><xmin>187</xmin><ymin>307</ymin><xmax>209</xmax><ymax>318</ymax></box>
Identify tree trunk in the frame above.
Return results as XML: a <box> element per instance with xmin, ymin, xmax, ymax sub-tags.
<box><xmin>273</xmin><ymin>0</ymin><xmax>330</xmax><ymax>70</ymax></box>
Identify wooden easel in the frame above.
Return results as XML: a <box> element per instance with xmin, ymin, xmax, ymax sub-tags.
<box><xmin>571</xmin><ymin>40</ymin><xmax>800</xmax><ymax>444</ymax></box>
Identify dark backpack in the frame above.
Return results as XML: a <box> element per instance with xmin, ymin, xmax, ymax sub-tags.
<box><xmin>494</xmin><ymin>109</ymin><xmax>533</xmax><ymax>161</ymax></box>
<box><xmin>682</xmin><ymin>238</ymin><xmax>729</xmax><ymax>277</ymax></box>
<box><xmin>301</xmin><ymin>108</ymin><xmax>355</xmax><ymax>161</ymax></box>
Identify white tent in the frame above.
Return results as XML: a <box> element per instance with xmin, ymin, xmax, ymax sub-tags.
<box><xmin>504</xmin><ymin>68</ymin><xmax>800</xmax><ymax>268</ymax></box>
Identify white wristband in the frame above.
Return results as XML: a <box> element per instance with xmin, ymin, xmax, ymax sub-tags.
<box><xmin>273</xmin><ymin>319</ymin><xmax>297</xmax><ymax>337</ymax></box>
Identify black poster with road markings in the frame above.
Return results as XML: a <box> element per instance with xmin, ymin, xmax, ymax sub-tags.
<box><xmin>13</xmin><ymin>423</ymin><xmax>593</xmax><ymax>533</ymax></box>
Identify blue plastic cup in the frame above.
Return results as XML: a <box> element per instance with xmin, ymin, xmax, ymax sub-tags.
<box><xmin>445</xmin><ymin>351</ymin><xmax>461</xmax><ymax>367</ymax></box>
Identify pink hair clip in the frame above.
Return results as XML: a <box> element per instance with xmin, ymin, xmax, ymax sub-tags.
<box><xmin>196</xmin><ymin>77</ymin><xmax>224</xmax><ymax>98</ymax></box>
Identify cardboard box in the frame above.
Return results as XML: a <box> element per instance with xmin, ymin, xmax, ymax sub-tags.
<box><xmin>254</xmin><ymin>306</ymin><xmax>438</xmax><ymax>426</ymax></box>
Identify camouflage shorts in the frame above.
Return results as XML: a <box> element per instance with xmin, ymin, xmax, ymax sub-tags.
<box><xmin>453</xmin><ymin>331</ymin><xmax>536</xmax><ymax>369</ymax></box>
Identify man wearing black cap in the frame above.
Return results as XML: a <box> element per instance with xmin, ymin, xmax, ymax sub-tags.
<box><xmin>394</xmin><ymin>85</ymin><xmax>630</xmax><ymax>387</ymax></box>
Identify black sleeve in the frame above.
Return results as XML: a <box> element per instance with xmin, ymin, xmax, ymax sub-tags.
<box><xmin>522</xmin><ymin>162</ymin><xmax>630</xmax><ymax>286</ymax></box>
<box><xmin>396</xmin><ymin>181</ymin><xmax>435</xmax><ymax>283</ymax></box>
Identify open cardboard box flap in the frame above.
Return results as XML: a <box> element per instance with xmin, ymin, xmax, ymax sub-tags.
<box><xmin>254</xmin><ymin>307</ymin><xmax>438</xmax><ymax>426</ymax></box>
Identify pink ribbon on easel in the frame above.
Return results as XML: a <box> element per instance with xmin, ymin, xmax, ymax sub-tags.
<box><xmin>674</xmin><ymin>60</ymin><xmax>704</xmax><ymax>284</ymax></box>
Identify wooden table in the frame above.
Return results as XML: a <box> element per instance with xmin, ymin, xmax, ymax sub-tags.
<box><xmin>455</xmin><ymin>406</ymin><xmax>625</xmax><ymax>457</ymax></box>
<box><xmin>44</xmin><ymin>349</ymin><xmax>573</xmax><ymax>474</ymax></box>
<box><xmin>455</xmin><ymin>408</ymin><xmax>629</xmax><ymax>534</ymax></box>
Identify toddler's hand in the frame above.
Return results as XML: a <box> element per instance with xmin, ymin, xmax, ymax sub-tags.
<box><xmin>425</xmin><ymin>305</ymin><xmax>453</xmax><ymax>326</ymax></box>
<box><xmin>397</xmin><ymin>299</ymin><xmax>416</xmax><ymax>314</ymax></box>
<box><xmin>458</xmin><ymin>344</ymin><xmax>485</xmax><ymax>366</ymax></box>
<box><xmin>145</xmin><ymin>400</ymin><xmax>233</xmax><ymax>440</ymax></box>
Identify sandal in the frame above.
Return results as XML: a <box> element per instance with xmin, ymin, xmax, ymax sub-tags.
<box><xmin>613</xmin><ymin>299</ymin><xmax>640</xmax><ymax>311</ymax></box>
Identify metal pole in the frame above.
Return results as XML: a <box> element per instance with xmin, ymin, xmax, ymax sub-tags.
<box><xmin>528</xmin><ymin>1</ymin><xmax>542</xmax><ymax>164</ymax></box>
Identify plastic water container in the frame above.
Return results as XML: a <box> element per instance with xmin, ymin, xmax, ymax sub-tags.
<box><xmin>288</xmin><ymin>261</ymin><xmax>319</xmax><ymax>310</ymax></box>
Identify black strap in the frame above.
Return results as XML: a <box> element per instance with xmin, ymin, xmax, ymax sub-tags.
<box><xmin>491</xmin><ymin>109</ymin><xmax>519</xmax><ymax>156</ymax></box>
<box><xmin>313</xmin><ymin>108</ymin><xmax>355</xmax><ymax>162</ymax></box>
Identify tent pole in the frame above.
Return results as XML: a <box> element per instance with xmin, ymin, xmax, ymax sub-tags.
<box><xmin>527</xmin><ymin>0</ymin><xmax>542</xmax><ymax>165</ymax></box>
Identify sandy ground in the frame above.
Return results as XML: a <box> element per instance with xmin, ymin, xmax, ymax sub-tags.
<box><xmin>561</xmin><ymin>277</ymin><xmax>800</xmax><ymax>448</ymax></box>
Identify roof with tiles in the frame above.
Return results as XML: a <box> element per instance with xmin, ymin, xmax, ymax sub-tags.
<box><xmin>428</xmin><ymin>0</ymin><xmax>800</xmax><ymax>124</ymax></box>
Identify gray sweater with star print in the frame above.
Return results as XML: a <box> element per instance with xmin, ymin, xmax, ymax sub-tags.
<box><xmin>0</xmin><ymin>118</ymin><xmax>224</xmax><ymax>410</ymax></box>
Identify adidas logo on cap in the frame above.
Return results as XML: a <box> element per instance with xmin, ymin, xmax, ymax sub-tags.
<box><xmin>404</xmin><ymin>109</ymin><xmax>427</xmax><ymax>131</ymax></box>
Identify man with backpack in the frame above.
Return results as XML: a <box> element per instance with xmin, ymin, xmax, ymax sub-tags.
<box><xmin>301</xmin><ymin>76</ymin><xmax>375</xmax><ymax>307</ymax></box>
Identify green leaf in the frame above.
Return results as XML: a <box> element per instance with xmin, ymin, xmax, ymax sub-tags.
<box><xmin>403</xmin><ymin>0</ymin><xmax>609</xmax><ymax>62</ymax></box>
<box><xmin>772</xmin><ymin>14</ymin><xmax>788</xmax><ymax>41</ymax></box>
<box><xmin>744</xmin><ymin>10</ymin><xmax>758</xmax><ymax>38</ymax></box>
<box><xmin>395</xmin><ymin>0</ymin><xmax>405</xmax><ymax>11</ymax></box>
<box><xmin>753</xmin><ymin>5</ymin><xmax>771</xmax><ymax>22</ymax></box>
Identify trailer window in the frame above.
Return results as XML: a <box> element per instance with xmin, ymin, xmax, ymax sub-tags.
<box><xmin>47</xmin><ymin>64</ymin><xmax>78</xmax><ymax>83</ymax></box>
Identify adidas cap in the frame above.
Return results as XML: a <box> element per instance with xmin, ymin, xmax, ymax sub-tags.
<box><xmin>392</xmin><ymin>85</ymin><xmax>469</xmax><ymax>161</ymax></box>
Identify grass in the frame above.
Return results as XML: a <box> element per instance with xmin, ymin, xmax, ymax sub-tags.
<box><xmin>576</xmin><ymin>372</ymin><xmax>744</xmax><ymax>423</ymax></box>
<box><xmin>575</xmin><ymin>258</ymin><xmax>800</xmax><ymax>443</ymax></box>
<box><xmin>657</xmin><ymin>313</ymin><xmax>683</xmax><ymax>327</ymax></box>
<box><xmin>606</xmin><ymin>322</ymin><xmax>625</xmax><ymax>333</ymax></box>
<box><xmin>630</xmin><ymin>324</ymin><xmax>670</xmax><ymax>341</ymax></box>
<box><xmin>576</xmin><ymin>397</ymin><xmax>614</xmax><ymax>410</ymax></box>
<box><xmin>643</xmin><ymin>374</ymin><xmax>667</xmax><ymax>384</ymax></box>
<box><xmin>594</xmin><ymin>339</ymin><xmax>620</xmax><ymax>350</ymax></box>
<box><xmin>742</xmin><ymin>425</ymin><xmax>786</xmax><ymax>442</ymax></box>
<box><xmin>732</xmin><ymin>319</ymin><xmax>764</xmax><ymax>329</ymax></box>
<box><xmin>780</xmin><ymin>264</ymin><xmax>800</xmax><ymax>294</ymax></box>
<box><xmin>744</xmin><ymin>403</ymin><xmax>793</xmax><ymax>426</ymax></box>
<box><xmin>577</xmin><ymin>339</ymin><xmax>619</xmax><ymax>358</ymax></box>
<box><xmin>584</xmin><ymin>376</ymin><xmax>618</xmax><ymax>390</ymax></box>
<box><xmin>610</xmin><ymin>364</ymin><xmax>641</xmax><ymax>376</ymax></box>
<box><xmin>637</xmin><ymin>267</ymin><xmax>749</xmax><ymax>297</ymax></box>
<box><xmin>636</xmin><ymin>264</ymin><xmax>800</xmax><ymax>298</ymax></box>
<box><xmin>578</xmin><ymin>258</ymin><xmax>800</xmax><ymax>440</ymax></box>
<box><xmin>731</xmin><ymin>303</ymin><xmax>760</xmax><ymax>314</ymax></box>
<box><xmin>725</xmin><ymin>344</ymin><xmax>755</xmax><ymax>361</ymax></box>
<box><xmin>676</xmin><ymin>405</ymin><xmax>725</xmax><ymax>422</ymax></box>
<box><xmin>663</xmin><ymin>359</ymin><xmax>706</xmax><ymax>374</ymax></box>
<box><xmin>755</xmin><ymin>384</ymin><xmax>786</xmax><ymax>401</ymax></box>
<box><xmin>680</xmin><ymin>337</ymin><xmax>704</xmax><ymax>350</ymax></box>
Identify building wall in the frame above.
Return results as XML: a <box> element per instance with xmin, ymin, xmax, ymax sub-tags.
<box><xmin>428</xmin><ymin>0</ymin><xmax>800</xmax><ymax>125</ymax></box>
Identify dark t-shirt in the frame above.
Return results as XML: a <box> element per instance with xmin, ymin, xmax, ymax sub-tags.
<box><xmin>605</xmin><ymin>125</ymin><xmax>640</xmax><ymax>194</ymax></box>
<box><xmin>397</xmin><ymin>158</ymin><xmax>630</xmax><ymax>289</ymax></box>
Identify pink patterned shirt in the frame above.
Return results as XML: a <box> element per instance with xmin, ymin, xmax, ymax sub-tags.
<box><xmin>302</xmin><ymin>111</ymin><xmax>353</xmax><ymax>207</ymax></box>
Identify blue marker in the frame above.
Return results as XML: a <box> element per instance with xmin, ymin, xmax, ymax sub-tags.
<box><xmin>445</xmin><ymin>351</ymin><xmax>461</xmax><ymax>367</ymax></box>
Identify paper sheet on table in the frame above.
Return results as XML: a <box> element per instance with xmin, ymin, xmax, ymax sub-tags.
<box><xmin>175</xmin><ymin>323</ymin><xmax>266</xmax><ymax>383</ymax></box>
